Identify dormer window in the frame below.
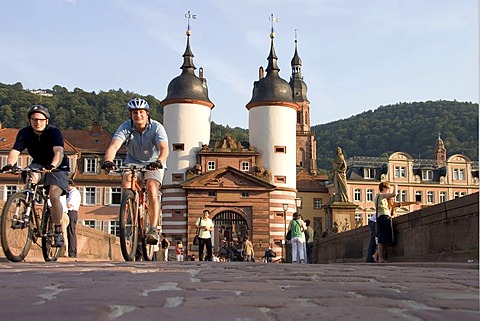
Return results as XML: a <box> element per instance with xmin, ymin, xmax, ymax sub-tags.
<box><xmin>364</xmin><ymin>168</ymin><xmax>375</xmax><ymax>179</ymax></box>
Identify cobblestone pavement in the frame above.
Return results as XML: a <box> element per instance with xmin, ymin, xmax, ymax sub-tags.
<box><xmin>0</xmin><ymin>258</ymin><xmax>478</xmax><ymax>321</ymax></box>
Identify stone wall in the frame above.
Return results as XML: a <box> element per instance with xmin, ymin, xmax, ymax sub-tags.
<box><xmin>314</xmin><ymin>192</ymin><xmax>479</xmax><ymax>263</ymax></box>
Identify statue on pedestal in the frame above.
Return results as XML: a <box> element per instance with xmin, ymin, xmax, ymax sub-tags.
<box><xmin>332</xmin><ymin>146</ymin><xmax>349</xmax><ymax>202</ymax></box>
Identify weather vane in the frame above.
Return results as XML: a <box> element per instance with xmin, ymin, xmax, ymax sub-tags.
<box><xmin>295</xmin><ymin>28</ymin><xmax>298</xmax><ymax>44</ymax></box>
<box><xmin>269</xmin><ymin>14</ymin><xmax>278</xmax><ymax>33</ymax></box>
<box><xmin>185</xmin><ymin>10</ymin><xmax>196</xmax><ymax>35</ymax></box>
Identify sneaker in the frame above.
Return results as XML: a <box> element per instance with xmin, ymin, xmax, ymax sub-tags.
<box><xmin>300</xmin><ymin>259</ymin><xmax>305</xmax><ymax>264</ymax></box>
<box><xmin>146</xmin><ymin>230</ymin><xmax>159</xmax><ymax>245</ymax></box>
<box><xmin>52</xmin><ymin>231</ymin><xmax>64</xmax><ymax>248</ymax></box>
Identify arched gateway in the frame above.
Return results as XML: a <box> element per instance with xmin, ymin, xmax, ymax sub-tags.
<box><xmin>212</xmin><ymin>210</ymin><xmax>248</xmax><ymax>252</ymax></box>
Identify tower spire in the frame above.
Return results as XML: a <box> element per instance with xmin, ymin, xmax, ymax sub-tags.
<box><xmin>266</xmin><ymin>14</ymin><xmax>280</xmax><ymax>75</ymax></box>
<box><xmin>181</xmin><ymin>11</ymin><xmax>197</xmax><ymax>73</ymax></box>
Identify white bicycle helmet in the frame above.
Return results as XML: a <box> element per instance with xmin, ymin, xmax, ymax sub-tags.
<box><xmin>127</xmin><ymin>98</ymin><xmax>149</xmax><ymax>111</ymax></box>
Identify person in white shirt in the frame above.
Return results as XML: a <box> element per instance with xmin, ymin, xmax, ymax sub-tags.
<box><xmin>195</xmin><ymin>209</ymin><xmax>214</xmax><ymax>261</ymax></box>
<box><xmin>66</xmin><ymin>179</ymin><xmax>81</xmax><ymax>258</ymax></box>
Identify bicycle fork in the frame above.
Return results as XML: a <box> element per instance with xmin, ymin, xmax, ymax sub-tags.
<box><xmin>11</xmin><ymin>192</ymin><xmax>34</xmax><ymax>229</ymax></box>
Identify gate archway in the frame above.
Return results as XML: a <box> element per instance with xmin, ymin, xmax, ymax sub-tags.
<box><xmin>212</xmin><ymin>210</ymin><xmax>249</xmax><ymax>254</ymax></box>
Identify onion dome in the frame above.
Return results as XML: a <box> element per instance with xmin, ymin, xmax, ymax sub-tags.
<box><xmin>161</xmin><ymin>30</ymin><xmax>214</xmax><ymax>108</ymax></box>
<box><xmin>246</xmin><ymin>31</ymin><xmax>296</xmax><ymax>109</ymax></box>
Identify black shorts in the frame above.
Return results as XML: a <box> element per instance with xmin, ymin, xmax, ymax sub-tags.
<box><xmin>44</xmin><ymin>170</ymin><xmax>69</xmax><ymax>195</ymax></box>
<box><xmin>376</xmin><ymin>215</ymin><xmax>394</xmax><ymax>245</ymax></box>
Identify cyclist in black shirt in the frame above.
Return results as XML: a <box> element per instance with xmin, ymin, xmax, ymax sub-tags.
<box><xmin>1</xmin><ymin>105</ymin><xmax>70</xmax><ymax>247</ymax></box>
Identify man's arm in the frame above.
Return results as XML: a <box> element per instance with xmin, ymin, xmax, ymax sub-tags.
<box><xmin>51</xmin><ymin>146</ymin><xmax>64</xmax><ymax>168</ymax></box>
<box><xmin>6</xmin><ymin>149</ymin><xmax>20</xmax><ymax>166</ymax></box>
<box><xmin>157</xmin><ymin>141</ymin><xmax>169</xmax><ymax>164</ymax></box>
<box><xmin>104</xmin><ymin>138</ymin><xmax>123</xmax><ymax>162</ymax></box>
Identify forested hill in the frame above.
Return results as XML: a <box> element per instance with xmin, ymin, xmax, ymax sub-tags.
<box><xmin>0</xmin><ymin>83</ymin><xmax>477</xmax><ymax>171</ymax></box>
<box><xmin>313</xmin><ymin>101</ymin><xmax>478</xmax><ymax>170</ymax></box>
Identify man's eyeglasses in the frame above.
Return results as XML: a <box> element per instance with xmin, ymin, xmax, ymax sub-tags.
<box><xmin>30</xmin><ymin>118</ymin><xmax>47</xmax><ymax>122</ymax></box>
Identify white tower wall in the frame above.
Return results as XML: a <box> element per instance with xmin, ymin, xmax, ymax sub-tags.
<box><xmin>163</xmin><ymin>103</ymin><xmax>211</xmax><ymax>185</ymax></box>
<box><xmin>249</xmin><ymin>105</ymin><xmax>297</xmax><ymax>189</ymax></box>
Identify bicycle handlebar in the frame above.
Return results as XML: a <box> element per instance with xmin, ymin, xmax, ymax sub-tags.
<box><xmin>105</xmin><ymin>165</ymin><xmax>149</xmax><ymax>175</ymax></box>
<box><xmin>0</xmin><ymin>166</ymin><xmax>60</xmax><ymax>175</ymax></box>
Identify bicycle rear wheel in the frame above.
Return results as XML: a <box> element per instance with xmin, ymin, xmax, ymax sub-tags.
<box><xmin>41</xmin><ymin>208</ymin><xmax>60</xmax><ymax>262</ymax></box>
<box><xmin>141</xmin><ymin>207</ymin><xmax>156</xmax><ymax>261</ymax></box>
<box><xmin>0</xmin><ymin>192</ymin><xmax>34</xmax><ymax>262</ymax></box>
<box><xmin>119</xmin><ymin>190</ymin><xmax>138</xmax><ymax>261</ymax></box>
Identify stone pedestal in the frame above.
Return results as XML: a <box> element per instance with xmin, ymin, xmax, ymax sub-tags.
<box><xmin>324</xmin><ymin>202</ymin><xmax>358</xmax><ymax>234</ymax></box>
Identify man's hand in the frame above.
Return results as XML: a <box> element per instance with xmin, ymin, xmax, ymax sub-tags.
<box><xmin>1</xmin><ymin>164</ymin><xmax>13</xmax><ymax>173</ymax></box>
<box><xmin>101</xmin><ymin>161</ymin><xmax>116</xmax><ymax>171</ymax></box>
<box><xmin>147</xmin><ymin>161</ymin><xmax>163</xmax><ymax>170</ymax></box>
<box><xmin>44</xmin><ymin>164</ymin><xmax>55</xmax><ymax>172</ymax></box>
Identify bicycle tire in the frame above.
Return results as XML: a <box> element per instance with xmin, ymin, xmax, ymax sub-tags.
<box><xmin>0</xmin><ymin>192</ymin><xmax>34</xmax><ymax>262</ymax></box>
<box><xmin>41</xmin><ymin>207</ymin><xmax>60</xmax><ymax>262</ymax></box>
<box><xmin>141</xmin><ymin>206</ymin><xmax>156</xmax><ymax>261</ymax></box>
<box><xmin>119</xmin><ymin>190</ymin><xmax>138</xmax><ymax>261</ymax></box>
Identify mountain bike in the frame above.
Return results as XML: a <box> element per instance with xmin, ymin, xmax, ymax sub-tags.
<box><xmin>0</xmin><ymin>166</ymin><xmax>61</xmax><ymax>262</ymax></box>
<box><xmin>109</xmin><ymin>165</ymin><xmax>156</xmax><ymax>261</ymax></box>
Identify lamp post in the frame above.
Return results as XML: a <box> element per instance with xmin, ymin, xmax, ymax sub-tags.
<box><xmin>295</xmin><ymin>197</ymin><xmax>302</xmax><ymax>215</ymax></box>
<box><xmin>282</xmin><ymin>203</ymin><xmax>288</xmax><ymax>262</ymax></box>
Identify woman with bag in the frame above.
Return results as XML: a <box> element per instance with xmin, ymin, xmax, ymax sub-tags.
<box><xmin>288</xmin><ymin>212</ymin><xmax>307</xmax><ymax>263</ymax></box>
<box><xmin>195</xmin><ymin>209</ymin><xmax>214</xmax><ymax>261</ymax></box>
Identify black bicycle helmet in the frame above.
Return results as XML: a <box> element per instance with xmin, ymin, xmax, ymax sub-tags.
<box><xmin>27</xmin><ymin>105</ymin><xmax>50</xmax><ymax>120</ymax></box>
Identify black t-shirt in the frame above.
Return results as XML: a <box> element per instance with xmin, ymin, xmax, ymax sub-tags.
<box><xmin>13</xmin><ymin>125</ymin><xmax>70</xmax><ymax>171</ymax></box>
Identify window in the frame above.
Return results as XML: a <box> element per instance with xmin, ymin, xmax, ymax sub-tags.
<box><xmin>453</xmin><ymin>169</ymin><xmax>465</xmax><ymax>180</ymax></box>
<box><xmin>313</xmin><ymin>198</ymin><xmax>322</xmax><ymax>209</ymax></box>
<box><xmin>172</xmin><ymin>143</ymin><xmax>184</xmax><ymax>151</ymax></box>
<box><xmin>439</xmin><ymin>191</ymin><xmax>447</xmax><ymax>203</ymax></box>
<box><xmin>415</xmin><ymin>191</ymin><xmax>422</xmax><ymax>203</ymax></box>
<box><xmin>366</xmin><ymin>189</ymin><xmax>374</xmax><ymax>202</ymax></box>
<box><xmin>0</xmin><ymin>156</ymin><xmax>6</xmax><ymax>168</ymax></box>
<box><xmin>6</xmin><ymin>186</ymin><xmax>18</xmax><ymax>197</ymax></box>
<box><xmin>354</xmin><ymin>189</ymin><xmax>361</xmax><ymax>201</ymax></box>
<box><xmin>394</xmin><ymin>166</ymin><xmax>406</xmax><ymax>178</ymax></box>
<box><xmin>274</xmin><ymin>146</ymin><xmax>286</xmax><ymax>153</ymax></box>
<box><xmin>241</xmin><ymin>161</ymin><xmax>250</xmax><ymax>172</ymax></box>
<box><xmin>84</xmin><ymin>220</ymin><xmax>96</xmax><ymax>229</ymax></box>
<box><xmin>208</xmin><ymin>191</ymin><xmax>216</xmax><ymax>197</ymax></box>
<box><xmin>207</xmin><ymin>161</ymin><xmax>216</xmax><ymax>171</ymax></box>
<box><xmin>355</xmin><ymin>212</ymin><xmax>362</xmax><ymax>226</ymax></box>
<box><xmin>84</xmin><ymin>187</ymin><xmax>99</xmax><ymax>205</ymax></box>
<box><xmin>427</xmin><ymin>191</ymin><xmax>434</xmax><ymax>203</ymax></box>
<box><xmin>241</xmin><ymin>191</ymin><xmax>249</xmax><ymax>197</ymax></box>
<box><xmin>172</xmin><ymin>173</ymin><xmax>184</xmax><ymax>181</ymax></box>
<box><xmin>364</xmin><ymin>168</ymin><xmax>376</xmax><ymax>179</ymax></box>
<box><xmin>111</xmin><ymin>188</ymin><xmax>122</xmax><ymax>205</ymax></box>
<box><xmin>398</xmin><ymin>190</ymin><xmax>407</xmax><ymax>202</ymax></box>
<box><xmin>274</xmin><ymin>176</ymin><xmax>286</xmax><ymax>183</ymax></box>
<box><xmin>454</xmin><ymin>192</ymin><xmax>460</xmax><ymax>199</ymax></box>
<box><xmin>422</xmin><ymin>170</ymin><xmax>433</xmax><ymax>181</ymax></box>
<box><xmin>110</xmin><ymin>221</ymin><xmax>120</xmax><ymax>236</ymax></box>
<box><xmin>84</xmin><ymin>158</ymin><xmax>97</xmax><ymax>173</ymax></box>
<box><xmin>113</xmin><ymin>159</ymin><xmax>123</xmax><ymax>168</ymax></box>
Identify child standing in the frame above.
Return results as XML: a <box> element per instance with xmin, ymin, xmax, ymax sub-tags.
<box><xmin>175</xmin><ymin>241</ymin><xmax>184</xmax><ymax>261</ymax></box>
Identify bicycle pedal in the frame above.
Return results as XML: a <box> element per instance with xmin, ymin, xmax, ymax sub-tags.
<box><xmin>10</xmin><ymin>222</ymin><xmax>24</xmax><ymax>229</ymax></box>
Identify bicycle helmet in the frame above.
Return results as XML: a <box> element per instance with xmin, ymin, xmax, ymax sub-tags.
<box><xmin>27</xmin><ymin>105</ymin><xmax>50</xmax><ymax>120</ymax></box>
<box><xmin>127</xmin><ymin>98</ymin><xmax>149</xmax><ymax>111</ymax></box>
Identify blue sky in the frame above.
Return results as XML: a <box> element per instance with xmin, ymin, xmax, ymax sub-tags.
<box><xmin>1</xmin><ymin>0</ymin><xmax>478</xmax><ymax>128</ymax></box>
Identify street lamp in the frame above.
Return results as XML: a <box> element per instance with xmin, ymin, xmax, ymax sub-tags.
<box><xmin>295</xmin><ymin>197</ymin><xmax>302</xmax><ymax>214</ymax></box>
<box><xmin>282</xmin><ymin>203</ymin><xmax>288</xmax><ymax>261</ymax></box>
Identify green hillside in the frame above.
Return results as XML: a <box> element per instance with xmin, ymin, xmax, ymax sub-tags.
<box><xmin>0</xmin><ymin>83</ymin><xmax>477</xmax><ymax>172</ymax></box>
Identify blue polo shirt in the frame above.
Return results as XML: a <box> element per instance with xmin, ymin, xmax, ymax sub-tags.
<box><xmin>13</xmin><ymin>125</ymin><xmax>70</xmax><ymax>171</ymax></box>
<box><xmin>112</xmin><ymin>120</ymin><xmax>168</xmax><ymax>165</ymax></box>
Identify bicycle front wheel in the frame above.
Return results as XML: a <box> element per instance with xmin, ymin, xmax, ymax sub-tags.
<box><xmin>0</xmin><ymin>192</ymin><xmax>34</xmax><ymax>262</ymax></box>
<box><xmin>119</xmin><ymin>190</ymin><xmax>139</xmax><ymax>261</ymax></box>
<box><xmin>41</xmin><ymin>208</ymin><xmax>60</xmax><ymax>262</ymax></box>
<box><xmin>141</xmin><ymin>207</ymin><xmax>156</xmax><ymax>261</ymax></box>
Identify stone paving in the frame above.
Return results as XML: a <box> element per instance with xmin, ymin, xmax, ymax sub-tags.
<box><xmin>0</xmin><ymin>258</ymin><xmax>478</xmax><ymax>321</ymax></box>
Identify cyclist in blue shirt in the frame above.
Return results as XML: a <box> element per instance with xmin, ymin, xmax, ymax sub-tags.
<box><xmin>1</xmin><ymin>105</ymin><xmax>70</xmax><ymax>247</ymax></box>
<box><xmin>102</xmin><ymin>98</ymin><xmax>169</xmax><ymax>244</ymax></box>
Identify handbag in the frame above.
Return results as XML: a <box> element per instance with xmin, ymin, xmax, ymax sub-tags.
<box><xmin>286</xmin><ymin>230</ymin><xmax>292</xmax><ymax>241</ymax></box>
<box><xmin>193</xmin><ymin>217</ymin><xmax>202</xmax><ymax>245</ymax></box>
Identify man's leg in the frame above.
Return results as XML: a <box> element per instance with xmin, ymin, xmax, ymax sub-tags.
<box><xmin>67</xmin><ymin>210</ymin><xmax>78</xmax><ymax>257</ymax></box>
<box><xmin>198</xmin><ymin>238</ymin><xmax>205</xmax><ymax>261</ymax></box>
